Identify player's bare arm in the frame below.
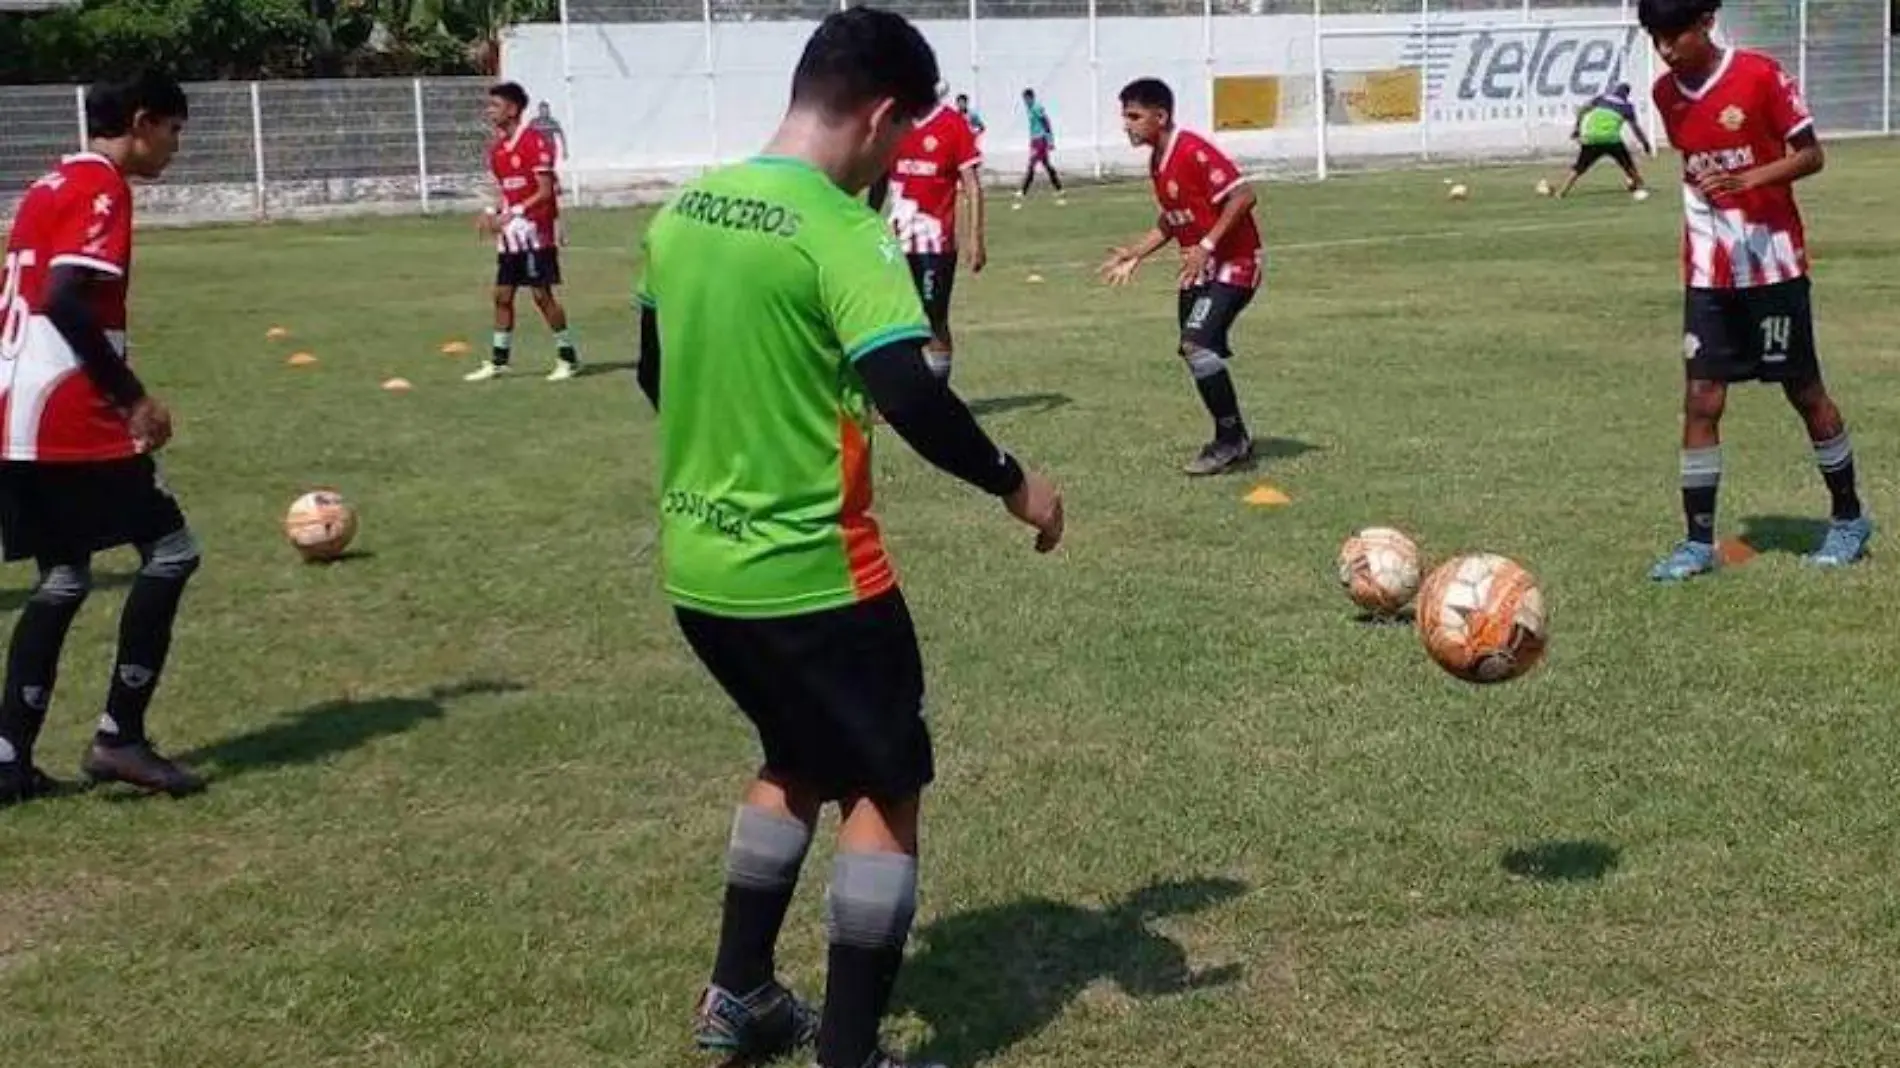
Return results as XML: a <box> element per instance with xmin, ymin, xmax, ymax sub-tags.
<box><xmin>42</xmin><ymin>265</ymin><xmax>169</xmax><ymax>449</ymax></box>
<box><xmin>867</xmin><ymin>173</ymin><xmax>890</xmax><ymax>213</ymax></box>
<box><xmin>1179</xmin><ymin>182</ymin><xmax>1256</xmax><ymax>287</ymax></box>
<box><xmin>959</xmin><ymin>164</ymin><xmax>986</xmax><ymax>273</ymax></box>
<box><xmin>1702</xmin><ymin>128</ymin><xmax>1823</xmax><ymax>197</ymax></box>
<box><xmin>1101</xmin><ymin>225</ymin><xmax>1169</xmax><ymax>285</ymax></box>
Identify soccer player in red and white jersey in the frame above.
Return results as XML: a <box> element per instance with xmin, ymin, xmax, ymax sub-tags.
<box><xmin>1640</xmin><ymin>0</ymin><xmax>1871</xmax><ymax>580</ymax></box>
<box><xmin>868</xmin><ymin>96</ymin><xmax>985</xmax><ymax>384</ymax></box>
<box><xmin>466</xmin><ymin>81</ymin><xmax>581</xmax><ymax>383</ymax></box>
<box><xmin>0</xmin><ymin>71</ymin><xmax>206</xmax><ymax>805</ymax></box>
<box><xmin>1100</xmin><ymin>78</ymin><xmax>1263</xmax><ymax>476</ymax></box>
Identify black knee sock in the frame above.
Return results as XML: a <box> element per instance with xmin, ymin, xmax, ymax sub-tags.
<box><xmin>98</xmin><ymin>571</ymin><xmax>192</xmax><ymax>748</ymax></box>
<box><xmin>1812</xmin><ymin>430</ymin><xmax>1862</xmax><ymax>521</ymax></box>
<box><xmin>1681</xmin><ymin>445</ymin><xmax>1721</xmax><ymax>544</ymax></box>
<box><xmin>0</xmin><ymin>591</ymin><xmax>84</xmax><ymax>765</ymax></box>
<box><xmin>711</xmin><ymin>806</ymin><xmax>812</xmax><ymax>994</ymax></box>
<box><xmin>1186</xmin><ymin>352</ymin><xmax>1247</xmax><ymax>443</ymax></box>
<box><xmin>1047</xmin><ymin>165</ymin><xmax>1063</xmax><ymax>192</ymax></box>
<box><xmin>815</xmin><ymin>852</ymin><xmax>917</xmax><ymax>1068</ymax></box>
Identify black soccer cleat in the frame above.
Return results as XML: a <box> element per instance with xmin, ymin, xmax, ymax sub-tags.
<box><xmin>0</xmin><ymin>763</ymin><xmax>72</xmax><ymax>808</ymax></box>
<box><xmin>694</xmin><ymin>980</ymin><xmax>819</xmax><ymax>1063</ymax></box>
<box><xmin>1182</xmin><ymin>436</ymin><xmax>1255</xmax><ymax>477</ymax></box>
<box><xmin>80</xmin><ymin>741</ymin><xmax>206</xmax><ymax>797</ymax></box>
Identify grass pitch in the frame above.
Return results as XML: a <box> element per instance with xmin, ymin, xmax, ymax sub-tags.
<box><xmin>5</xmin><ymin>141</ymin><xmax>1900</xmax><ymax>1067</ymax></box>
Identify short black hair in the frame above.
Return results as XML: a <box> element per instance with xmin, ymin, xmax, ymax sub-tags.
<box><xmin>790</xmin><ymin>7</ymin><xmax>939</xmax><ymax>120</ymax></box>
<box><xmin>1119</xmin><ymin>78</ymin><xmax>1175</xmax><ymax>115</ymax></box>
<box><xmin>490</xmin><ymin>82</ymin><xmax>530</xmax><ymax>110</ymax></box>
<box><xmin>955</xmin><ymin>93</ymin><xmax>968</xmax><ymax>103</ymax></box>
<box><xmin>1637</xmin><ymin>0</ymin><xmax>1720</xmax><ymax>34</ymax></box>
<box><xmin>85</xmin><ymin>71</ymin><xmax>188</xmax><ymax>139</ymax></box>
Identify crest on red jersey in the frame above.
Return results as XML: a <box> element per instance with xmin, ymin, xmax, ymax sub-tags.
<box><xmin>1719</xmin><ymin>106</ymin><xmax>1746</xmax><ymax>131</ymax></box>
<box><xmin>510</xmin><ymin>154</ymin><xmax>521</xmax><ymax>167</ymax></box>
<box><xmin>923</xmin><ymin>135</ymin><xmax>938</xmax><ymax>151</ymax></box>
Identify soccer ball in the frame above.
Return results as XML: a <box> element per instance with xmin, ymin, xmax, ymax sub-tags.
<box><xmin>1631</xmin><ymin>188</ymin><xmax>1652</xmax><ymax>203</ymax></box>
<box><xmin>283</xmin><ymin>490</ymin><xmax>358</xmax><ymax>561</ymax></box>
<box><xmin>1336</xmin><ymin>527</ymin><xmax>1422</xmax><ymax>616</ymax></box>
<box><xmin>1415</xmin><ymin>552</ymin><xmax>1548</xmax><ymax>683</ymax></box>
<box><xmin>1447</xmin><ymin>183</ymin><xmax>1470</xmax><ymax>201</ymax></box>
<box><xmin>1535</xmin><ymin>178</ymin><xmax>1553</xmax><ymax>197</ymax></box>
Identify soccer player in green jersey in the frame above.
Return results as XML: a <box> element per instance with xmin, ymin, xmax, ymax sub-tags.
<box><xmin>1550</xmin><ymin>82</ymin><xmax>1654</xmax><ymax>199</ymax></box>
<box><xmin>633</xmin><ymin>9</ymin><xmax>1064</xmax><ymax>1068</ymax></box>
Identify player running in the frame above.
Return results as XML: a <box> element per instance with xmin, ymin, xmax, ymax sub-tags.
<box><xmin>1015</xmin><ymin>88</ymin><xmax>1064</xmax><ymax>207</ymax></box>
<box><xmin>1639</xmin><ymin>0</ymin><xmax>1872</xmax><ymax>581</ymax></box>
<box><xmin>0</xmin><ymin>71</ymin><xmax>207</xmax><ymax>805</ymax></box>
<box><xmin>955</xmin><ymin>92</ymin><xmax>985</xmax><ymax>137</ymax></box>
<box><xmin>465</xmin><ymin>81</ymin><xmax>581</xmax><ymax>383</ymax></box>
<box><xmin>1550</xmin><ymin>82</ymin><xmax>1654</xmax><ymax>199</ymax></box>
<box><xmin>1100</xmin><ymin>77</ymin><xmax>1262</xmax><ymax>476</ymax></box>
<box><xmin>634</xmin><ymin>10</ymin><xmax>1063</xmax><ymax>1068</ymax></box>
<box><xmin>867</xmin><ymin>91</ymin><xmax>987</xmax><ymax>384</ymax></box>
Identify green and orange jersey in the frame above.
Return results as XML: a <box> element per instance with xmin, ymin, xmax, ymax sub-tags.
<box><xmin>636</xmin><ymin>156</ymin><xmax>932</xmax><ymax>619</ymax></box>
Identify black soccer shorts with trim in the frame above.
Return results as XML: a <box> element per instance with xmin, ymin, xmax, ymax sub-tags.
<box><xmin>496</xmin><ymin>248</ymin><xmax>562</xmax><ymax>289</ymax></box>
<box><xmin>907</xmin><ymin>253</ymin><xmax>956</xmax><ymax>338</ymax></box>
<box><xmin>0</xmin><ymin>455</ymin><xmax>188</xmax><ymax>565</ymax></box>
<box><xmin>1574</xmin><ymin>141</ymin><xmax>1635</xmax><ymax>175</ymax></box>
<box><xmin>675</xmin><ymin>589</ymin><xmax>934</xmax><ymax>803</ymax></box>
<box><xmin>1178</xmin><ymin>281</ymin><xmax>1257</xmax><ymax>357</ymax></box>
<box><xmin>1683</xmin><ymin>277</ymin><xmax>1820</xmax><ymax>385</ymax></box>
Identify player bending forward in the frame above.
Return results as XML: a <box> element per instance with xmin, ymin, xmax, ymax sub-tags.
<box><xmin>635</xmin><ymin>9</ymin><xmax>1063</xmax><ymax>1068</ymax></box>
<box><xmin>868</xmin><ymin>91</ymin><xmax>986</xmax><ymax>384</ymax></box>
<box><xmin>1640</xmin><ymin>0</ymin><xmax>1872</xmax><ymax>581</ymax></box>
<box><xmin>466</xmin><ymin>81</ymin><xmax>581</xmax><ymax>383</ymax></box>
<box><xmin>1101</xmin><ymin>77</ymin><xmax>1262</xmax><ymax>476</ymax></box>
<box><xmin>0</xmin><ymin>71</ymin><xmax>207</xmax><ymax>805</ymax></box>
<box><xmin>1552</xmin><ymin>82</ymin><xmax>1654</xmax><ymax>199</ymax></box>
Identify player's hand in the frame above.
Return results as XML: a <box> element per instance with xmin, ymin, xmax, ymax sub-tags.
<box><xmin>1177</xmin><ymin>244</ymin><xmax>1211</xmax><ymax>289</ymax></box>
<box><xmin>476</xmin><ymin>210</ymin><xmax>500</xmax><ymax>236</ymax></box>
<box><xmin>967</xmin><ymin>240</ymin><xmax>987</xmax><ymax>274</ymax></box>
<box><xmin>1099</xmin><ymin>248</ymin><xmax>1140</xmax><ymax>286</ymax></box>
<box><xmin>1696</xmin><ymin>170</ymin><xmax>1751</xmax><ymax>198</ymax></box>
<box><xmin>1005</xmin><ymin>468</ymin><xmax>1064</xmax><ymax>553</ymax></box>
<box><xmin>127</xmin><ymin>396</ymin><xmax>173</xmax><ymax>452</ymax></box>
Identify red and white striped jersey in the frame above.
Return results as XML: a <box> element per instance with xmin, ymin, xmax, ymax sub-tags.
<box><xmin>885</xmin><ymin>105</ymin><xmax>981</xmax><ymax>256</ymax></box>
<box><xmin>489</xmin><ymin>121</ymin><xmax>559</xmax><ymax>252</ymax></box>
<box><xmin>1151</xmin><ymin>128</ymin><xmax>1263</xmax><ymax>290</ymax></box>
<box><xmin>0</xmin><ymin>153</ymin><xmax>140</xmax><ymax>463</ymax></box>
<box><xmin>1654</xmin><ymin>49</ymin><xmax>1812</xmax><ymax>289</ymax></box>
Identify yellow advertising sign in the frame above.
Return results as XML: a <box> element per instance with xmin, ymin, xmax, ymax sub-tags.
<box><xmin>1214</xmin><ymin>75</ymin><xmax>1282</xmax><ymax>132</ymax></box>
<box><xmin>1330</xmin><ymin>67</ymin><xmax>1423</xmax><ymax>125</ymax></box>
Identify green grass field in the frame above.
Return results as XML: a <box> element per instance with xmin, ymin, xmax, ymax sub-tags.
<box><xmin>5</xmin><ymin>140</ymin><xmax>1900</xmax><ymax>1068</ymax></box>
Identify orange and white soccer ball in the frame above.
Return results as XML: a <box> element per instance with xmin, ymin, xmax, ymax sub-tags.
<box><xmin>1415</xmin><ymin>552</ymin><xmax>1548</xmax><ymax>683</ymax></box>
<box><xmin>283</xmin><ymin>490</ymin><xmax>357</xmax><ymax>561</ymax></box>
<box><xmin>1337</xmin><ymin>526</ymin><xmax>1422</xmax><ymax>616</ymax></box>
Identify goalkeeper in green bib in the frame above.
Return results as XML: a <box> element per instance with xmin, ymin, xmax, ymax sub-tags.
<box><xmin>1550</xmin><ymin>82</ymin><xmax>1654</xmax><ymax>200</ymax></box>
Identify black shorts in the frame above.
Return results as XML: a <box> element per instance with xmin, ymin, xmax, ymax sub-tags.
<box><xmin>1178</xmin><ymin>282</ymin><xmax>1256</xmax><ymax>356</ymax></box>
<box><xmin>496</xmin><ymin>248</ymin><xmax>562</xmax><ymax>288</ymax></box>
<box><xmin>1684</xmin><ymin>277</ymin><xmax>1820</xmax><ymax>384</ymax></box>
<box><xmin>676</xmin><ymin>589</ymin><xmax>933</xmax><ymax>802</ymax></box>
<box><xmin>1575</xmin><ymin>142</ymin><xmax>1635</xmax><ymax>173</ymax></box>
<box><xmin>0</xmin><ymin>456</ymin><xmax>187</xmax><ymax>565</ymax></box>
<box><xmin>907</xmin><ymin>253</ymin><xmax>955</xmax><ymax>335</ymax></box>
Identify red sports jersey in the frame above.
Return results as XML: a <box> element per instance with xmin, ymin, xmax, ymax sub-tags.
<box><xmin>1151</xmin><ymin>128</ymin><xmax>1262</xmax><ymax>289</ymax></box>
<box><xmin>885</xmin><ymin>105</ymin><xmax>982</xmax><ymax>256</ymax></box>
<box><xmin>0</xmin><ymin>153</ymin><xmax>139</xmax><ymax>463</ymax></box>
<box><xmin>1654</xmin><ymin>49</ymin><xmax>1812</xmax><ymax>289</ymax></box>
<box><xmin>488</xmin><ymin>121</ymin><xmax>559</xmax><ymax>252</ymax></box>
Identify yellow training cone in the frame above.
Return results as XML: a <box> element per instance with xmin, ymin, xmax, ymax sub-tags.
<box><xmin>440</xmin><ymin>340</ymin><xmax>471</xmax><ymax>356</ymax></box>
<box><xmin>286</xmin><ymin>352</ymin><xmax>318</xmax><ymax>367</ymax></box>
<box><xmin>1243</xmin><ymin>484</ymin><xmax>1291</xmax><ymax>506</ymax></box>
<box><xmin>381</xmin><ymin>377</ymin><xmax>413</xmax><ymax>392</ymax></box>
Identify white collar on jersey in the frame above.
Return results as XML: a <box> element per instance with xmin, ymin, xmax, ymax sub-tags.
<box><xmin>915</xmin><ymin>102</ymin><xmax>947</xmax><ymax>128</ymax></box>
<box><xmin>1154</xmin><ymin>128</ymin><xmax>1181</xmax><ymax>173</ymax></box>
<box><xmin>61</xmin><ymin>151</ymin><xmax>120</xmax><ymax>171</ymax></box>
<box><xmin>1674</xmin><ymin>47</ymin><xmax>1735</xmax><ymax>102</ymax></box>
<box><xmin>501</xmin><ymin>116</ymin><xmax>532</xmax><ymax>152</ymax></box>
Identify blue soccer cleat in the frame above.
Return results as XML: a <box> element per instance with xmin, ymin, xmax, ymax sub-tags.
<box><xmin>1649</xmin><ymin>539</ymin><xmax>1719</xmax><ymax>582</ymax></box>
<box><xmin>1807</xmin><ymin>515</ymin><xmax>1874</xmax><ymax>568</ymax></box>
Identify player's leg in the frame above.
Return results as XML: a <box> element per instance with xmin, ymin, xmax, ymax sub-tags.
<box><xmin>530</xmin><ymin>282</ymin><xmax>581</xmax><ymax>383</ymax></box>
<box><xmin>1653</xmin><ymin>290</ymin><xmax>1740</xmax><ymax>581</ymax></box>
<box><xmin>1557</xmin><ymin>145</ymin><xmax>1600</xmax><ymax>199</ymax></box>
<box><xmin>918</xmin><ymin>255</ymin><xmax>955</xmax><ymax>384</ymax></box>
<box><xmin>1178</xmin><ymin>283</ymin><xmax>1256</xmax><ymax>476</ymax></box>
<box><xmin>807</xmin><ymin>591</ymin><xmax>934</xmax><ymax>1068</ymax></box>
<box><xmin>79</xmin><ymin>458</ymin><xmax>204</xmax><ymax>795</ymax></box>
<box><xmin>677</xmin><ymin>608</ymin><xmax>822</xmax><ymax>1062</ymax></box>
<box><xmin>1041</xmin><ymin>153</ymin><xmax>1064</xmax><ymax>197</ymax></box>
<box><xmin>0</xmin><ymin>463</ymin><xmax>91</xmax><ymax>804</ymax></box>
<box><xmin>1610</xmin><ymin>145</ymin><xmax>1644</xmax><ymax>193</ymax></box>
<box><xmin>1766</xmin><ymin>279</ymin><xmax>1872</xmax><ymax>566</ymax></box>
<box><xmin>467</xmin><ymin>275</ymin><xmax>520</xmax><ymax>381</ymax></box>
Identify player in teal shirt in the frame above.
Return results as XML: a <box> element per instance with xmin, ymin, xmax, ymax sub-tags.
<box><xmin>955</xmin><ymin>91</ymin><xmax>983</xmax><ymax>135</ymax></box>
<box><xmin>1016</xmin><ymin>87</ymin><xmax>1064</xmax><ymax>204</ymax></box>
<box><xmin>1550</xmin><ymin>82</ymin><xmax>1654</xmax><ymax>199</ymax></box>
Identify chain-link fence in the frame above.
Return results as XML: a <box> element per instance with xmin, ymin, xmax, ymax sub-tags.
<box><xmin>0</xmin><ymin>0</ymin><xmax>1892</xmax><ymax>224</ymax></box>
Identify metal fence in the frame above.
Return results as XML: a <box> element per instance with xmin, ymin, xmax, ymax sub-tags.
<box><xmin>0</xmin><ymin>0</ymin><xmax>1891</xmax><ymax>226</ymax></box>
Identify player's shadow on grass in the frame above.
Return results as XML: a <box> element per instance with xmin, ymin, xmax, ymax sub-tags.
<box><xmin>180</xmin><ymin>679</ymin><xmax>525</xmax><ymax>781</ymax></box>
<box><xmin>893</xmin><ymin>876</ymin><xmax>1246</xmax><ymax>1064</ymax></box>
<box><xmin>1738</xmin><ymin>515</ymin><xmax>1830</xmax><ymax>556</ymax></box>
<box><xmin>1500</xmin><ymin>840</ymin><xmax>1620</xmax><ymax>882</ymax></box>
<box><xmin>1255</xmin><ymin>437</ymin><xmax>1324</xmax><ymax>462</ymax></box>
<box><xmin>0</xmin><ymin>570</ymin><xmax>135</xmax><ymax>614</ymax></box>
<box><xmin>967</xmin><ymin>392</ymin><xmax>1071</xmax><ymax>418</ymax></box>
<box><xmin>579</xmin><ymin>359</ymin><xmax>638</xmax><ymax>378</ymax></box>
